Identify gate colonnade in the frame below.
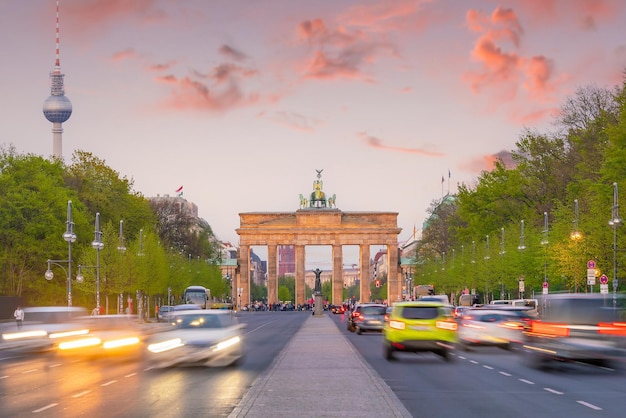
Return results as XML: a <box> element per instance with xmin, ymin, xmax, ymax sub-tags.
<box><xmin>235</xmin><ymin>209</ymin><xmax>401</xmax><ymax>307</ymax></box>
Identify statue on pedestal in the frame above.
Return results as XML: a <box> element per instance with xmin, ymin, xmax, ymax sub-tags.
<box><xmin>314</xmin><ymin>268</ymin><xmax>322</xmax><ymax>294</ymax></box>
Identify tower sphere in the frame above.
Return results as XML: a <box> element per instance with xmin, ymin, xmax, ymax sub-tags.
<box><xmin>43</xmin><ymin>94</ymin><xmax>72</xmax><ymax>123</ymax></box>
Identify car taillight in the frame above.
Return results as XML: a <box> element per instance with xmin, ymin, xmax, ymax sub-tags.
<box><xmin>389</xmin><ymin>320</ymin><xmax>406</xmax><ymax>330</ymax></box>
<box><xmin>530</xmin><ymin>321</ymin><xmax>570</xmax><ymax>337</ymax></box>
<box><xmin>597</xmin><ymin>322</ymin><xmax>626</xmax><ymax>336</ymax></box>
<box><xmin>436</xmin><ymin>320</ymin><xmax>457</xmax><ymax>331</ymax></box>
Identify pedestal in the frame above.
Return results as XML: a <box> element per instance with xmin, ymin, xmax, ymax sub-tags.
<box><xmin>313</xmin><ymin>293</ymin><xmax>324</xmax><ymax>317</ymax></box>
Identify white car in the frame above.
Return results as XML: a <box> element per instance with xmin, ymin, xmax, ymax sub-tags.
<box><xmin>457</xmin><ymin>309</ymin><xmax>531</xmax><ymax>350</ymax></box>
<box><xmin>145</xmin><ymin>310</ymin><xmax>245</xmax><ymax>368</ymax></box>
<box><xmin>1</xmin><ymin>306</ymin><xmax>89</xmax><ymax>353</ymax></box>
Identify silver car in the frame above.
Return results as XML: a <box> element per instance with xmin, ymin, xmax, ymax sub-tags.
<box><xmin>145</xmin><ymin>310</ymin><xmax>245</xmax><ymax>367</ymax></box>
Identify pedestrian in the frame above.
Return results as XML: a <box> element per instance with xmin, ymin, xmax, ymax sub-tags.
<box><xmin>14</xmin><ymin>305</ymin><xmax>24</xmax><ymax>329</ymax></box>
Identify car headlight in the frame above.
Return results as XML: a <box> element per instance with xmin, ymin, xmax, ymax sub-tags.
<box><xmin>103</xmin><ymin>337</ymin><xmax>140</xmax><ymax>349</ymax></box>
<box><xmin>59</xmin><ymin>337</ymin><xmax>102</xmax><ymax>350</ymax></box>
<box><xmin>213</xmin><ymin>336</ymin><xmax>241</xmax><ymax>352</ymax></box>
<box><xmin>148</xmin><ymin>338</ymin><xmax>184</xmax><ymax>353</ymax></box>
<box><xmin>2</xmin><ymin>330</ymin><xmax>48</xmax><ymax>340</ymax></box>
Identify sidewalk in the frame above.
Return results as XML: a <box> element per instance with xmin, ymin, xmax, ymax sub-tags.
<box><xmin>229</xmin><ymin>313</ymin><xmax>412</xmax><ymax>418</ymax></box>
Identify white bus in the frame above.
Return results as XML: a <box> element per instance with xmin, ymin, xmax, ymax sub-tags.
<box><xmin>182</xmin><ymin>285</ymin><xmax>210</xmax><ymax>309</ymax></box>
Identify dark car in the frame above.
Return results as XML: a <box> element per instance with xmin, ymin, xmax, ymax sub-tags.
<box><xmin>157</xmin><ymin>305</ymin><xmax>175</xmax><ymax>322</ymax></box>
<box><xmin>523</xmin><ymin>294</ymin><xmax>626</xmax><ymax>369</ymax></box>
<box><xmin>347</xmin><ymin>303</ymin><xmax>387</xmax><ymax>334</ymax></box>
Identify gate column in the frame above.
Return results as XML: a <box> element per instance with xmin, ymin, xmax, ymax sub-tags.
<box><xmin>295</xmin><ymin>244</ymin><xmax>305</xmax><ymax>306</ymax></box>
<box><xmin>332</xmin><ymin>244</ymin><xmax>343</xmax><ymax>306</ymax></box>
<box><xmin>238</xmin><ymin>245</ymin><xmax>250</xmax><ymax>309</ymax></box>
<box><xmin>359</xmin><ymin>244</ymin><xmax>370</xmax><ymax>303</ymax></box>
<box><xmin>387</xmin><ymin>243</ymin><xmax>401</xmax><ymax>303</ymax></box>
<box><xmin>267</xmin><ymin>244</ymin><xmax>278</xmax><ymax>306</ymax></box>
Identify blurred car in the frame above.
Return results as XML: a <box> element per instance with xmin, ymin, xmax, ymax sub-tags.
<box><xmin>383</xmin><ymin>301</ymin><xmax>457</xmax><ymax>361</ymax></box>
<box><xmin>350</xmin><ymin>304</ymin><xmax>387</xmax><ymax>334</ymax></box>
<box><xmin>331</xmin><ymin>305</ymin><xmax>345</xmax><ymax>314</ymax></box>
<box><xmin>54</xmin><ymin>314</ymin><xmax>144</xmax><ymax>359</ymax></box>
<box><xmin>347</xmin><ymin>303</ymin><xmax>382</xmax><ymax>332</ymax></box>
<box><xmin>523</xmin><ymin>294</ymin><xmax>626</xmax><ymax>369</ymax></box>
<box><xmin>453</xmin><ymin>306</ymin><xmax>470</xmax><ymax>321</ymax></box>
<box><xmin>457</xmin><ymin>309</ymin><xmax>531</xmax><ymax>350</ymax></box>
<box><xmin>384</xmin><ymin>306</ymin><xmax>393</xmax><ymax>322</ymax></box>
<box><xmin>157</xmin><ymin>305</ymin><xmax>175</xmax><ymax>322</ymax></box>
<box><xmin>1</xmin><ymin>306</ymin><xmax>89</xmax><ymax>353</ymax></box>
<box><xmin>145</xmin><ymin>310</ymin><xmax>245</xmax><ymax>368</ymax></box>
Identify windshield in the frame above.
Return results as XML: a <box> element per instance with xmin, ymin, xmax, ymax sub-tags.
<box><xmin>174</xmin><ymin>314</ymin><xmax>236</xmax><ymax>329</ymax></box>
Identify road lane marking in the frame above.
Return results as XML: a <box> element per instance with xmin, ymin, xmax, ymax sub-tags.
<box><xmin>0</xmin><ymin>375</ymin><xmax>8</xmax><ymax>379</ymax></box>
<box><xmin>483</xmin><ymin>365</ymin><xmax>494</xmax><ymax>370</ymax></box>
<box><xmin>33</xmin><ymin>403</ymin><xmax>58</xmax><ymax>413</ymax></box>
<box><xmin>101</xmin><ymin>380</ymin><xmax>118</xmax><ymax>386</ymax></box>
<box><xmin>49</xmin><ymin>363</ymin><xmax>62</xmax><ymax>368</ymax></box>
<box><xmin>469</xmin><ymin>360</ymin><xmax>479</xmax><ymax>364</ymax></box>
<box><xmin>577</xmin><ymin>401</ymin><xmax>602</xmax><ymax>410</ymax></box>
<box><xmin>22</xmin><ymin>369</ymin><xmax>37</xmax><ymax>374</ymax></box>
<box><xmin>457</xmin><ymin>356</ymin><xmax>466</xmax><ymax>360</ymax></box>
<box><xmin>499</xmin><ymin>371</ymin><xmax>512</xmax><ymax>376</ymax></box>
<box><xmin>125</xmin><ymin>373</ymin><xmax>137</xmax><ymax>377</ymax></box>
<box><xmin>519</xmin><ymin>379</ymin><xmax>535</xmax><ymax>385</ymax></box>
<box><xmin>544</xmin><ymin>388</ymin><xmax>563</xmax><ymax>395</ymax></box>
<box><xmin>72</xmin><ymin>390</ymin><xmax>91</xmax><ymax>398</ymax></box>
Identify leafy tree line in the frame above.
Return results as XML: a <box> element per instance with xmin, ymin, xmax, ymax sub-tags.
<box><xmin>0</xmin><ymin>148</ymin><xmax>224</xmax><ymax>310</ymax></box>
<box><xmin>417</xmin><ymin>74</ymin><xmax>626</xmax><ymax>303</ymax></box>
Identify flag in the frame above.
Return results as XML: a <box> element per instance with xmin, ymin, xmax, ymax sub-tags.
<box><xmin>448</xmin><ymin>169</ymin><xmax>451</xmax><ymax>178</ymax></box>
<box><xmin>441</xmin><ymin>175</ymin><xmax>444</xmax><ymax>184</ymax></box>
<box><xmin>175</xmin><ymin>185</ymin><xmax>183</xmax><ymax>193</ymax></box>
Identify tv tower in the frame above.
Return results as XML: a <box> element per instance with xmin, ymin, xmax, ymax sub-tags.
<box><xmin>43</xmin><ymin>0</ymin><xmax>72</xmax><ymax>159</ymax></box>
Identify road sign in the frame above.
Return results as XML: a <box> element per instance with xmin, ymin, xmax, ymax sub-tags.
<box><xmin>542</xmin><ymin>281</ymin><xmax>548</xmax><ymax>294</ymax></box>
<box><xmin>600</xmin><ymin>274</ymin><xmax>609</xmax><ymax>284</ymax></box>
<box><xmin>587</xmin><ymin>269</ymin><xmax>596</xmax><ymax>285</ymax></box>
<box><xmin>587</xmin><ymin>260</ymin><xmax>596</xmax><ymax>269</ymax></box>
<box><xmin>600</xmin><ymin>284</ymin><xmax>609</xmax><ymax>294</ymax></box>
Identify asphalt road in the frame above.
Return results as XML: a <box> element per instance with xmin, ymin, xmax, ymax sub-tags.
<box><xmin>330</xmin><ymin>312</ymin><xmax>626</xmax><ymax>418</ymax></box>
<box><xmin>3</xmin><ymin>311</ymin><xmax>626</xmax><ymax>417</ymax></box>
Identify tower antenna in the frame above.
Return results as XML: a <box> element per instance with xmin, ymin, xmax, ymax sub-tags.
<box><xmin>43</xmin><ymin>0</ymin><xmax>72</xmax><ymax>159</ymax></box>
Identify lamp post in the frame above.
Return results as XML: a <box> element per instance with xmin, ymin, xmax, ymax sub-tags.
<box><xmin>609</xmin><ymin>182</ymin><xmax>621</xmax><ymax>307</ymax></box>
<box><xmin>541</xmin><ymin>212</ymin><xmax>549</xmax><ymax>293</ymax></box>
<box><xmin>92</xmin><ymin>213</ymin><xmax>104</xmax><ymax>311</ymax></box>
<box><xmin>518</xmin><ymin>220</ymin><xmax>526</xmax><ymax>299</ymax></box>
<box><xmin>45</xmin><ymin>200</ymin><xmax>77</xmax><ymax>307</ymax></box>
<box><xmin>117</xmin><ymin>220</ymin><xmax>126</xmax><ymax>252</ymax></box>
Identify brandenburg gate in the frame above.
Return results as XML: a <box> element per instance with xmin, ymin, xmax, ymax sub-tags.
<box><xmin>235</xmin><ymin>170</ymin><xmax>402</xmax><ymax>307</ymax></box>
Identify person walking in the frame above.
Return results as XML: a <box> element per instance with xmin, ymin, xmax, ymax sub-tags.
<box><xmin>14</xmin><ymin>306</ymin><xmax>24</xmax><ymax>329</ymax></box>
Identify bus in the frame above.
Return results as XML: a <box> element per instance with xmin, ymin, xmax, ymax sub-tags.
<box><xmin>182</xmin><ymin>285</ymin><xmax>210</xmax><ymax>309</ymax></box>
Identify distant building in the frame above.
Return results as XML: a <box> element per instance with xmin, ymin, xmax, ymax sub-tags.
<box><xmin>278</xmin><ymin>245</ymin><xmax>295</xmax><ymax>276</ymax></box>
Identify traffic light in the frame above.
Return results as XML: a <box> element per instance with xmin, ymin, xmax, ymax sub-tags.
<box><xmin>375</xmin><ymin>280</ymin><xmax>381</xmax><ymax>288</ymax></box>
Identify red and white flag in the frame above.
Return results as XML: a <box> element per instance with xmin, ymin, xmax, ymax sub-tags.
<box><xmin>175</xmin><ymin>185</ymin><xmax>183</xmax><ymax>193</ymax></box>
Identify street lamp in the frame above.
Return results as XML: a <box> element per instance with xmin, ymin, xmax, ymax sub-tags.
<box><xmin>92</xmin><ymin>213</ymin><xmax>104</xmax><ymax>311</ymax></box>
<box><xmin>609</xmin><ymin>182</ymin><xmax>621</xmax><ymax>305</ymax></box>
<box><xmin>117</xmin><ymin>220</ymin><xmax>126</xmax><ymax>252</ymax></box>
<box><xmin>570</xmin><ymin>199</ymin><xmax>582</xmax><ymax>241</ymax></box>
<box><xmin>541</xmin><ymin>212</ymin><xmax>549</xmax><ymax>288</ymax></box>
<box><xmin>518</xmin><ymin>220</ymin><xmax>526</xmax><ymax>250</ymax></box>
<box><xmin>45</xmin><ymin>200</ymin><xmax>77</xmax><ymax>306</ymax></box>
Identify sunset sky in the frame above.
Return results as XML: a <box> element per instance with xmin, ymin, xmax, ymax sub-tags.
<box><xmin>2</xmin><ymin>0</ymin><xmax>625</xmax><ymax>266</ymax></box>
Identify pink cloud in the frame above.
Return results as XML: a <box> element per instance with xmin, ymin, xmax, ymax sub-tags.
<box><xmin>219</xmin><ymin>45</ymin><xmax>248</xmax><ymax>62</ymax></box>
<box><xmin>295</xmin><ymin>18</ymin><xmax>398</xmax><ymax>81</ymax></box>
<box><xmin>260</xmin><ymin>111</ymin><xmax>321</xmax><ymax>132</ymax></box>
<box><xmin>464</xmin><ymin>6</ymin><xmax>560</xmax><ymax>104</ymax></box>
<box><xmin>358</xmin><ymin>132</ymin><xmax>444</xmax><ymax>157</ymax></box>
<box><xmin>111</xmin><ymin>48</ymin><xmax>139</xmax><ymax>62</ymax></box>
<box><xmin>460</xmin><ymin>150</ymin><xmax>515</xmax><ymax>173</ymax></box>
<box><xmin>64</xmin><ymin>0</ymin><xmax>165</xmax><ymax>33</ymax></box>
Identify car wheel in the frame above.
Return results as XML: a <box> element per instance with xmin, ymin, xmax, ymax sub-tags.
<box><xmin>356</xmin><ymin>327</ymin><xmax>362</xmax><ymax>335</ymax></box>
<box><xmin>384</xmin><ymin>343</ymin><xmax>395</xmax><ymax>361</ymax></box>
